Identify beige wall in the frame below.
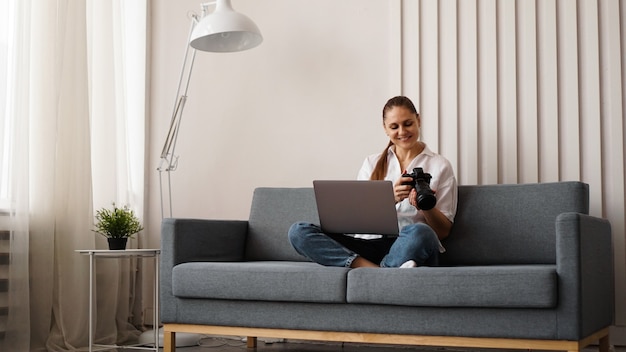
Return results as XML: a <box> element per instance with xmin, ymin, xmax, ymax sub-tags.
<box><xmin>149</xmin><ymin>0</ymin><xmax>625</xmax><ymax>342</ymax></box>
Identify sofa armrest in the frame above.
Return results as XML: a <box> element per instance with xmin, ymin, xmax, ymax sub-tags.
<box><xmin>161</xmin><ymin>218</ymin><xmax>248</xmax><ymax>265</ymax></box>
<box><xmin>160</xmin><ymin>218</ymin><xmax>248</xmax><ymax>322</ymax></box>
<box><xmin>555</xmin><ymin>212</ymin><xmax>613</xmax><ymax>339</ymax></box>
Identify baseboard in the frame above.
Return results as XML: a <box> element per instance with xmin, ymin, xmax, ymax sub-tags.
<box><xmin>610</xmin><ymin>325</ymin><xmax>626</xmax><ymax>346</ymax></box>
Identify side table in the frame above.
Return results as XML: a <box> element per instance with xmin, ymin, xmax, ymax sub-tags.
<box><xmin>77</xmin><ymin>249</ymin><xmax>160</xmax><ymax>352</ymax></box>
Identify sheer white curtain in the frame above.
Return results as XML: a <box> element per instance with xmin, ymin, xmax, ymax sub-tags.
<box><xmin>0</xmin><ymin>0</ymin><xmax>147</xmax><ymax>351</ymax></box>
<box><xmin>0</xmin><ymin>2</ymin><xmax>31</xmax><ymax>351</ymax></box>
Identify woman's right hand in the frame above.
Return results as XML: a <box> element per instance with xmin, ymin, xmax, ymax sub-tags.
<box><xmin>394</xmin><ymin>176</ymin><xmax>414</xmax><ymax>203</ymax></box>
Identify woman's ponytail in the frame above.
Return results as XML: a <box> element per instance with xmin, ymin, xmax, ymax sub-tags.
<box><xmin>370</xmin><ymin>141</ymin><xmax>393</xmax><ymax>180</ymax></box>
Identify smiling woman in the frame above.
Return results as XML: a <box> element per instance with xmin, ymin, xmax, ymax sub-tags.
<box><xmin>0</xmin><ymin>1</ymin><xmax>148</xmax><ymax>351</ymax></box>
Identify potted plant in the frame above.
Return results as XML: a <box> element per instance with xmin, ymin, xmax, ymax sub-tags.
<box><xmin>93</xmin><ymin>203</ymin><xmax>144</xmax><ymax>250</ymax></box>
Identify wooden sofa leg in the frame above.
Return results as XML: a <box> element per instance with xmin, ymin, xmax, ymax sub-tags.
<box><xmin>247</xmin><ymin>336</ymin><xmax>257</xmax><ymax>348</ymax></box>
<box><xmin>599</xmin><ymin>334</ymin><xmax>610</xmax><ymax>352</ymax></box>
<box><xmin>163</xmin><ymin>330</ymin><xmax>176</xmax><ymax>352</ymax></box>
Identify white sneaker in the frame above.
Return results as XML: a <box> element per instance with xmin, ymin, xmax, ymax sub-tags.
<box><xmin>400</xmin><ymin>260</ymin><xmax>417</xmax><ymax>268</ymax></box>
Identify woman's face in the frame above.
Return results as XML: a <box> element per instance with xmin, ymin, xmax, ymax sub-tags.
<box><xmin>383</xmin><ymin>106</ymin><xmax>421</xmax><ymax>150</ymax></box>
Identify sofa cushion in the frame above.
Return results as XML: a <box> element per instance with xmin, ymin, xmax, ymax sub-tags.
<box><xmin>346</xmin><ymin>265</ymin><xmax>557</xmax><ymax>308</ymax></box>
<box><xmin>172</xmin><ymin>261</ymin><xmax>348</xmax><ymax>303</ymax></box>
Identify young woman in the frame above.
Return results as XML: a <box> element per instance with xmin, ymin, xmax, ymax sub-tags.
<box><xmin>288</xmin><ymin>96</ymin><xmax>457</xmax><ymax>268</ymax></box>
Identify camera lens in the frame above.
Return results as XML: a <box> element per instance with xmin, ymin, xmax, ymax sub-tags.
<box><xmin>417</xmin><ymin>191</ymin><xmax>436</xmax><ymax>210</ymax></box>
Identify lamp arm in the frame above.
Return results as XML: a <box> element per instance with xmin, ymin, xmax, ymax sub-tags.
<box><xmin>158</xmin><ymin>15</ymin><xmax>199</xmax><ymax>172</ymax></box>
<box><xmin>158</xmin><ymin>14</ymin><xmax>200</xmax><ymax>219</ymax></box>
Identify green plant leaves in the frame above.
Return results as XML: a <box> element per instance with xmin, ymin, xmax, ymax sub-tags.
<box><xmin>93</xmin><ymin>203</ymin><xmax>144</xmax><ymax>238</ymax></box>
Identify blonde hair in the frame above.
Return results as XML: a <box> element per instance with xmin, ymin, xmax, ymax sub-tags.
<box><xmin>370</xmin><ymin>96</ymin><xmax>419</xmax><ymax>180</ymax></box>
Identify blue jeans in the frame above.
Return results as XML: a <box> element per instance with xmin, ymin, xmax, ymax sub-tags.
<box><xmin>288</xmin><ymin>222</ymin><xmax>440</xmax><ymax>268</ymax></box>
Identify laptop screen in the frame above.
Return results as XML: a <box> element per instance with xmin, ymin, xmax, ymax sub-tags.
<box><xmin>313</xmin><ymin>180</ymin><xmax>399</xmax><ymax>236</ymax></box>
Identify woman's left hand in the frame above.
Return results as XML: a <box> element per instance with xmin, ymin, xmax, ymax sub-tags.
<box><xmin>409</xmin><ymin>188</ymin><xmax>437</xmax><ymax>210</ymax></box>
<box><xmin>394</xmin><ymin>176</ymin><xmax>414</xmax><ymax>203</ymax></box>
<box><xmin>408</xmin><ymin>188</ymin><xmax>418</xmax><ymax>208</ymax></box>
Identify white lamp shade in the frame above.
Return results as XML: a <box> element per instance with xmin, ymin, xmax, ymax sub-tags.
<box><xmin>190</xmin><ymin>0</ymin><xmax>263</xmax><ymax>52</ymax></box>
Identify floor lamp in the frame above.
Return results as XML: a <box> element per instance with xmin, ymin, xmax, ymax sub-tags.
<box><xmin>147</xmin><ymin>0</ymin><xmax>262</xmax><ymax>347</ymax></box>
<box><xmin>157</xmin><ymin>0</ymin><xmax>263</xmax><ymax>219</ymax></box>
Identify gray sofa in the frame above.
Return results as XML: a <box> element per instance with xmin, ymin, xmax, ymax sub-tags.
<box><xmin>160</xmin><ymin>181</ymin><xmax>614</xmax><ymax>352</ymax></box>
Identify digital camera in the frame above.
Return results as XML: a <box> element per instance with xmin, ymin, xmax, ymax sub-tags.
<box><xmin>401</xmin><ymin>167</ymin><xmax>437</xmax><ymax>210</ymax></box>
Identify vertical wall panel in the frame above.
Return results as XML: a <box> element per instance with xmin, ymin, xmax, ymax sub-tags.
<box><xmin>419</xmin><ymin>0</ymin><xmax>440</xmax><ymax>151</ymax></box>
<box><xmin>497</xmin><ymin>1</ymin><xmax>518</xmax><ymax>183</ymax></box>
<box><xmin>537</xmin><ymin>0</ymin><xmax>560</xmax><ymax>182</ymax></box>
<box><xmin>389</xmin><ymin>1</ymin><xmax>403</xmax><ymax>96</ymax></box>
<box><xmin>556</xmin><ymin>0</ymin><xmax>581</xmax><ymax>180</ymax></box>
<box><xmin>406</xmin><ymin>0</ymin><xmax>626</xmax><ymax>339</ymax></box>
<box><xmin>477</xmin><ymin>0</ymin><xmax>499</xmax><ymax>184</ymax></box>
<box><xmin>578</xmin><ymin>0</ymin><xmax>603</xmax><ymax>216</ymax></box>
<box><xmin>439</xmin><ymin>0</ymin><xmax>459</xmax><ymax>176</ymax></box>
<box><xmin>402</xmin><ymin>0</ymin><xmax>420</xmax><ymax>102</ymax></box>
<box><xmin>516</xmin><ymin>1</ymin><xmax>539</xmax><ymax>183</ymax></box>
<box><xmin>458</xmin><ymin>0</ymin><xmax>479</xmax><ymax>185</ymax></box>
<box><xmin>599</xmin><ymin>0</ymin><xmax>626</xmax><ymax>329</ymax></box>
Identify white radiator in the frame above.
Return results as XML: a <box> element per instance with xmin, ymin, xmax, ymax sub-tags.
<box><xmin>0</xmin><ymin>228</ymin><xmax>8</xmax><ymax>341</ymax></box>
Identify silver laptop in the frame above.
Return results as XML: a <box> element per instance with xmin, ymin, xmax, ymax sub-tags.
<box><xmin>313</xmin><ymin>180</ymin><xmax>399</xmax><ymax>236</ymax></box>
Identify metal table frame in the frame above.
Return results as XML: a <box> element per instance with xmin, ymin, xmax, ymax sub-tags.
<box><xmin>77</xmin><ymin>249</ymin><xmax>160</xmax><ymax>352</ymax></box>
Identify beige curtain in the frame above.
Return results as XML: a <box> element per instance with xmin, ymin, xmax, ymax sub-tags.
<box><xmin>0</xmin><ymin>0</ymin><xmax>147</xmax><ymax>350</ymax></box>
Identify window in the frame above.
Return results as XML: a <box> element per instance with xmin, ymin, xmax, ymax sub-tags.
<box><xmin>0</xmin><ymin>0</ymin><xmax>13</xmax><ymax>210</ymax></box>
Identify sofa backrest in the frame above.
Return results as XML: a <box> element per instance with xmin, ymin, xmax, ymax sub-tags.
<box><xmin>246</xmin><ymin>187</ymin><xmax>318</xmax><ymax>261</ymax></box>
<box><xmin>440</xmin><ymin>181</ymin><xmax>589</xmax><ymax>266</ymax></box>
<box><xmin>245</xmin><ymin>182</ymin><xmax>590</xmax><ymax>265</ymax></box>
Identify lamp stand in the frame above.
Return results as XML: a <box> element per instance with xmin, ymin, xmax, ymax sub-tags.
<box><xmin>153</xmin><ymin>12</ymin><xmax>204</xmax><ymax>349</ymax></box>
<box><xmin>153</xmin><ymin>2</ymin><xmax>261</xmax><ymax>345</ymax></box>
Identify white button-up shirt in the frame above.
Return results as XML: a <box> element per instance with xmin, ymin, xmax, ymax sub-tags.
<box><xmin>355</xmin><ymin>144</ymin><xmax>458</xmax><ymax>246</ymax></box>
